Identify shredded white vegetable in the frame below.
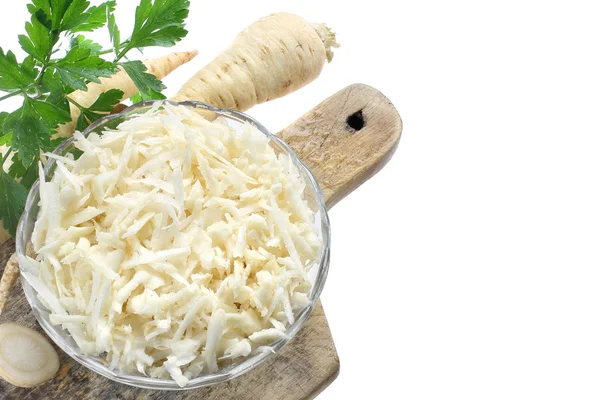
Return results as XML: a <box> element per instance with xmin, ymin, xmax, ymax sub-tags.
<box><xmin>27</xmin><ymin>103</ymin><xmax>321</xmax><ymax>387</ymax></box>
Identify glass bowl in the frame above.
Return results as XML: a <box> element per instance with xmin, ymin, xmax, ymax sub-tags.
<box><xmin>15</xmin><ymin>100</ymin><xmax>331</xmax><ymax>390</ymax></box>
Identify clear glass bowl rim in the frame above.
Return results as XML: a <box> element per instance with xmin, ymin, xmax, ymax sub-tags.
<box><xmin>15</xmin><ymin>100</ymin><xmax>331</xmax><ymax>390</ymax></box>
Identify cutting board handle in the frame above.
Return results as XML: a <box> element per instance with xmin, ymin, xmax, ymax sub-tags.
<box><xmin>278</xmin><ymin>84</ymin><xmax>402</xmax><ymax>209</ymax></box>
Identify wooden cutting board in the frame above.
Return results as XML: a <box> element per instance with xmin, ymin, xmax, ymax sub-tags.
<box><xmin>0</xmin><ymin>83</ymin><xmax>402</xmax><ymax>400</ymax></box>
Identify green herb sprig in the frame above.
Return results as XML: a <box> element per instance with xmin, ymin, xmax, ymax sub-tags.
<box><xmin>0</xmin><ymin>0</ymin><xmax>190</xmax><ymax>236</ymax></box>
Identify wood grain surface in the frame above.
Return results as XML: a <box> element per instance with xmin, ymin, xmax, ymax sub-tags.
<box><xmin>279</xmin><ymin>83</ymin><xmax>402</xmax><ymax>208</ymax></box>
<box><xmin>0</xmin><ymin>84</ymin><xmax>401</xmax><ymax>399</ymax></box>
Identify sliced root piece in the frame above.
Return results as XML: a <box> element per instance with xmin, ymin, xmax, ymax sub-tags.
<box><xmin>0</xmin><ymin>323</ymin><xmax>60</xmax><ymax>387</ymax></box>
<box><xmin>0</xmin><ymin>253</ymin><xmax>19</xmax><ymax>315</ymax></box>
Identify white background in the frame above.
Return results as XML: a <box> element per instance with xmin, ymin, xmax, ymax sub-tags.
<box><xmin>3</xmin><ymin>1</ymin><xmax>600</xmax><ymax>399</ymax></box>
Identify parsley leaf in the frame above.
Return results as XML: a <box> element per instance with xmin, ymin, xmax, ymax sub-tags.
<box><xmin>48</xmin><ymin>0</ymin><xmax>73</xmax><ymax>30</ymax></box>
<box><xmin>29</xmin><ymin>98</ymin><xmax>71</xmax><ymax>129</ymax></box>
<box><xmin>0</xmin><ymin>169</ymin><xmax>28</xmax><ymax>237</ymax></box>
<box><xmin>0</xmin><ymin>112</ymin><xmax>9</xmax><ymax>128</ymax></box>
<box><xmin>18</xmin><ymin>11</ymin><xmax>55</xmax><ymax>62</ymax></box>
<box><xmin>75</xmin><ymin>112</ymin><xmax>88</xmax><ymax>131</ymax></box>
<box><xmin>30</xmin><ymin>0</ymin><xmax>114</xmax><ymax>33</ymax></box>
<box><xmin>46</xmin><ymin>90</ymin><xmax>71</xmax><ymax>114</ymax></box>
<box><xmin>72</xmin><ymin>1</ymin><xmax>116</xmax><ymax>33</ymax></box>
<box><xmin>0</xmin><ymin>112</ymin><xmax>10</xmax><ymax>144</ymax></box>
<box><xmin>60</xmin><ymin>0</ymin><xmax>94</xmax><ymax>31</ymax></box>
<box><xmin>27</xmin><ymin>0</ymin><xmax>51</xmax><ymax>16</ymax></box>
<box><xmin>41</xmin><ymin>67</ymin><xmax>65</xmax><ymax>93</ymax></box>
<box><xmin>0</xmin><ymin>49</ymin><xmax>37</xmax><ymax>91</ymax></box>
<box><xmin>7</xmin><ymin>154</ymin><xmax>39</xmax><ymax>190</ymax></box>
<box><xmin>74</xmin><ymin>89</ymin><xmax>124</xmax><ymax>131</ymax></box>
<box><xmin>131</xmin><ymin>88</ymin><xmax>166</xmax><ymax>103</ymax></box>
<box><xmin>0</xmin><ymin>133</ymin><xmax>12</xmax><ymax>147</ymax></box>
<box><xmin>108</xmin><ymin>13</ymin><xmax>120</xmax><ymax>57</ymax></box>
<box><xmin>21</xmin><ymin>56</ymin><xmax>38</xmax><ymax>77</ymax></box>
<box><xmin>120</xmin><ymin>61</ymin><xmax>166</xmax><ymax>98</ymax></box>
<box><xmin>7</xmin><ymin>98</ymin><xmax>61</xmax><ymax>167</ymax></box>
<box><xmin>69</xmin><ymin>35</ymin><xmax>103</xmax><ymax>55</ymax></box>
<box><xmin>126</xmin><ymin>0</ymin><xmax>189</xmax><ymax>51</ymax></box>
<box><xmin>55</xmin><ymin>46</ymin><xmax>118</xmax><ymax>90</ymax></box>
<box><xmin>130</xmin><ymin>92</ymin><xmax>143</xmax><ymax>104</ymax></box>
<box><xmin>39</xmin><ymin>0</ymin><xmax>91</xmax><ymax>32</ymax></box>
<box><xmin>88</xmin><ymin>89</ymin><xmax>124</xmax><ymax>112</ymax></box>
<box><xmin>75</xmin><ymin>108</ymin><xmax>106</xmax><ymax>131</ymax></box>
<box><xmin>4</xmin><ymin>98</ymin><xmax>52</xmax><ymax>167</ymax></box>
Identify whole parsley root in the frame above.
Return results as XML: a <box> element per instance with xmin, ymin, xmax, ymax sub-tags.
<box><xmin>171</xmin><ymin>12</ymin><xmax>339</xmax><ymax>109</ymax></box>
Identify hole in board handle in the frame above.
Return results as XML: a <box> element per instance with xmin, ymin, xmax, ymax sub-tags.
<box><xmin>346</xmin><ymin>110</ymin><xmax>365</xmax><ymax>131</ymax></box>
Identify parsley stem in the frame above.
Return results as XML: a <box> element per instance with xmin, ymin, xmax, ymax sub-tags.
<box><xmin>0</xmin><ymin>91</ymin><xmax>22</xmax><ymax>102</ymax></box>
<box><xmin>0</xmin><ymin>147</ymin><xmax>12</xmax><ymax>168</ymax></box>
<box><xmin>116</xmin><ymin>42</ymin><xmax>135</xmax><ymax>62</ymax></box>
<box><xmin>67</xmin><ymin>97</ymin><xmax>85</xmax><ymax>110</ymax></box>
<box><xmin>36</xmin><ymin>65</ymin><xmax>48</xmax><ymax>85</ymax></box>
<box><xmin>97</xmin><ymin>41</ymin><xmax>131</xmax><ymax>57</ymax></box>
<box><xmin>35</xmin><ymin>32</ymin><xmax>59</xmax><ymax>88</ymax></box>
